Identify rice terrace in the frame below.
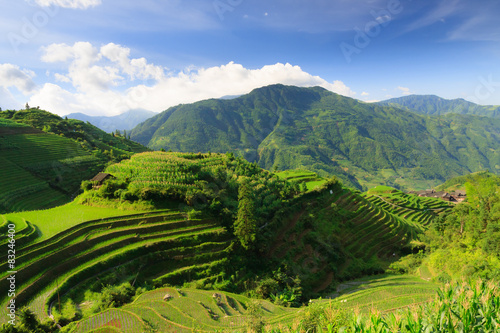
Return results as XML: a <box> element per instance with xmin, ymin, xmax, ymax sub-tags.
<box><xmin>2</xmin><ymin>94</ymin><xmax>500</xmax><ymax>332</ymax></box>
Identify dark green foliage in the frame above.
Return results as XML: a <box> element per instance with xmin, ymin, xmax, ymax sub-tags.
<box><xmin>235</xmin><ymin>181</ymin><xmax>258</xmax><ymax>249</ymax></box>
<box><xmin>96</xmin><ymin>282</ymin><xmax>136</xmax><ymax>311</ymax></box>
<box><xmin>131</xmin><ymin>85</ymin><xmax>500</xmax><ymax>190</ymax></box>
<box><xmin>0</xmin><ymin>308</ymin><xmax>59</xmax><ymax>333</ymax></box>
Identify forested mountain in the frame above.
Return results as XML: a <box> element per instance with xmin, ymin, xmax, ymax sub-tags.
<box><xmin>378</xmin><ymin>95</ymin><xmax>500</xmax><ymax>117</ymax></box>
<box><xmin>131</xmin><ymin>84</ymin><xmax>500</xmax><ymax>190</ymax></box>
<box><xmin>67</xmin><ymin>109</ymin><xmax>156</xmax><ymax>133</ymax></box>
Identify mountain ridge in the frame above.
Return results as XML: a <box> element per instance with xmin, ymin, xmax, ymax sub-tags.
<box><xmin>378</xmin><ymin>94</ymin><xmax>500</xmax><ymax>117</ymax></box>
<box><xmin>131</xmin><ymin>84</ymin><xmax>500</xmax><ymax>190</ymax></box>
<box><xmin>67</xmin><ymin>109</ymin><xmax>156</xmax><ymax>133</ymax></box>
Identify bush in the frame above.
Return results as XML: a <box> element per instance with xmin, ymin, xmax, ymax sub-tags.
<box><xmin>96</xmin><ymin>282</ymin><xmax>136</xmax><ymax>311</ymax></box>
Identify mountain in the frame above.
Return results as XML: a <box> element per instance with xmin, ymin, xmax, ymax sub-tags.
<box><xmin>67</xmin><ymin>109</ymin><xmax>156</xmax><ymax>133</ymax></box>
<box><xmin>378</xmin><ymin>95</ymin><xmax>500</xmax><ymax>117</ymax></box>
<box><xmin>0</xmin><ymin>109</ymin><xmax>149</xmax><ymax>213</ymax></box>
<box><xmin>131</xmin><ymin>84</ymin><xmax>500</xmax><ymax>190</ymax></box>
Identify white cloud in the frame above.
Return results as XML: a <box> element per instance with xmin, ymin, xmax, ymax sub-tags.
<box><xmin>28</xmin><ymin>42</ymin><xmax>356</xmax><ymax>116</ymax></box>
<box><xmin>0</xmin><ymin>63</ymin><xmax>37</xmax><ymax>94</ymax></box>
<box><xmin>29</xmin><ymin>0</ymin><xmax>101</xmax><ymax>9</ymax></box>
<box><xmin>41</xmin><ymin>42</ymin><xmax>164</xmax><ymax>92</ymax></box>
<box><xmin>361</xmin><ymin>91</ymin><xmax>369</xmax><ymax>96</ymax></box>
<box><xmin>397</xmin><ymin>86</ymin><xmax>412</xmax><ymax>95</ymax></box>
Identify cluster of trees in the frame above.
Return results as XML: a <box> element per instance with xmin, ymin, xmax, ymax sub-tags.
<box><xmin>80</xmin><ymin>153</ymin><xmax>306</xmax><ymax>250</ymax></box>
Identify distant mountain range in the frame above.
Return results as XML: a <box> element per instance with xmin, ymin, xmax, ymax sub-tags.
<box><xmin>130</xmin><ymin>85</ymin><xmax>500</xmax><ymax>190</ymax></box>
<box><xmin>378</xmin><ymin>95</ymin><xmax>500</xmax><ymax>117</ymax></box>
<box><xmin>67</xmin><ymin>109</ymin><xmax>156</xmax><ymax>133</ymax></box>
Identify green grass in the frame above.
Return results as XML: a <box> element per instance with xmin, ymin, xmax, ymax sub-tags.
<box><xmin>2</xmin><ymin>202</ymin><xmax>151</xmax><ymax>241</ymax></box>
<box><xmin>275</xmin><ymin>169</ymin><xmax>328</xmax><ymax>191</ymax></box>
<box><xmin>367</xmin><ymin>186</ymin><xmax>399</xmax><ymax>194</ymax></box>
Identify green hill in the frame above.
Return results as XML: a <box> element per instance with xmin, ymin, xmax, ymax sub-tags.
<box><xmin>378</xmin><ymin>94</ymin><xmax>500</xmax><ymax>117</ymax></box>
<box><xmin>0</xmin><ymin>109</ymin><xmax>149</xmax><ymax>213</ymax></box>
<box><xmin>435</xmin><ymin>170</ymin><xmax>500</xmax><ymax>192</ymax></box>
<box><xmin>131</xmin><ymin>85</ymin><xmax>500</xmax><ymax>191</ymax></box>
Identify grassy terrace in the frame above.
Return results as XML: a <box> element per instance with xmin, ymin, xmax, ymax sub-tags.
<box><xmin>275</xmin><ymin>169</ymin><xmax>328</xmax><ymax>191</ymax></box>
<box><xmin>0</xmin><ymin>205</ymin><xmax>232</xmax><ymax>323</ymax></box>
<box><xmin>317</xmin><ymin>275</ymin><xmax>440</xmax><ymax>313</ymax></box>
<box><xmin>0</xmin><ymin>128</ymin><xmax>101</xmax><ymax>212</ymax></box>
<box><xmin>266</xmin><ymin>184</ymin><xmax>422</xmax><ymax>292</ymax></box>
<box><xmin>362</xmin><ymin>187</ymin><xmax>453</xmax><ymax>229</ymax></box>
<box><xmin>65</xmin><ymin>275</ymin><xmax>439</xmax><ymax>332</ymax></box>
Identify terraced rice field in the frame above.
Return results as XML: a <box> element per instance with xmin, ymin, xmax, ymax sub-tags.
<box><xmin>66</xmin><ymin>275</ymin><xmax>439</xmax><ymax>332</ymax></box>
<box><xmin>0</xmin><ymin>127</ymin><xmax>102</xmax><ymax>212</ymax></box>
<box><xmin>362</xmin><ymin>189</ymin><xmax>453</xmax><ymax>228</ymax></box>
<box><xmin>69</xmin><ymin>287</ymin><xmax>296</xmax><ymax>332</ymax></box>
<box><xmin>275</xmin><ymin>169</ymin><xmax>328</xmax><ymax>191</ymax></box>
<box><xmin>267</xmin><ymin>184</ymin><xmax>431</xmax><ymax>292</ymax></box>
<box><xmin>0</xmin><ymin>210</ymin><xmax>231</xmax><ymax>323</ymax></box>
<box><xmin>318</xmin><ymin>274</ymin><xmax>440</xmax><ymax>313</ymax></box>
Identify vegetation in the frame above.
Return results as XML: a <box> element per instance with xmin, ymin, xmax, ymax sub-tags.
<box><xmin>1</xmin><ymin>100</ymin><xmax>500</xmax><ymax>332</ymax></box>
<box><xmin>435</xmin><ymin>170</ymin><xmax>500</xmax><ymax>192</ymax></box>
<box><xmin>0</xmin><ymin>109</ymin><xmax>148</xmax><ymax>213</ymax></box>
<box><xmin>412</xmin><ymin>176</ymin><xmax>500</xmax><ymax>282</ymax></box>
<box><xmin>379</xmin><ymin>94</ymin><xmax>500</xmax><ymax>117</ymax></box>
<box><xmin>130</xmin><ymin>84</ymin><xmax>500</xmax><ymax>190</ymax></box>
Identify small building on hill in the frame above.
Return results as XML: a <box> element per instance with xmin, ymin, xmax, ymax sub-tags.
<box><xmin>90</xmin><ymin>172</ymin><xmax>114</xmax><ymax>188</ymax></box>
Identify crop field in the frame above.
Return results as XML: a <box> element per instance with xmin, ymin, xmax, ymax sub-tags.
<box><xmin>317</xmin><ymin>275</ymin><xmax>440</xmax><ymax>313</ymax></box>
<box><xmin>0</xmin><ymin>126</ymin><xmax>102</xmax><ymax>213</ymax></box>
<box><xmin>362</xmin><ymin>187</ymin><xmax>453</xmax><ymax>228</ymax></box>
<box><xmin>268</xmin><ymin>185</ymin><xmax>423</xmax><ymax>288</ymax></box>
<box><xmin>69</xmin><ymin>287</ymin><xmax>296</xmax><ymax>332</ymax></box>
<box><xmin>275</xmin><ymin>169</ymin><xmax>327</xmax><ymax>190</ymax></box>
<box><xmin>2</xmin><ymin>202</ymin><xmax>152</xmax><ymax>241</ymax></box>
<box><xmin>0</xmin><ymin>207</ymin><xmax>231</xmax><ymax>324</ymax></box>
<box><xmin>64</xmin><ymin>275</ymin><xmax>439</xmax><ymax>332</ymax></box>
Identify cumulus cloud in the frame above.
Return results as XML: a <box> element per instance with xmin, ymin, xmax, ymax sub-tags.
<box><xmin>29</xmin><ymin>0</ymin><xmax>101</xmax><ymax>9</ymax></box>
<box><xmin>0</xmin><ymin>63</ymin><xmax>37</xmax><ymax>94</ymax></box>
<box><xmin>28</xmin><ymin>42</ymin><xmax>356</xmax><ymax>116</ymax></box>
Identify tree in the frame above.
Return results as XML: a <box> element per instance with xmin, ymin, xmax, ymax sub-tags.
<box><xmin>234</xmin><ymin>182</ymin><xmax>257</xmax><ymax>250</ymax></box>
<box><xmin>25</xmin><ymin>103</ymin><xmax>30</xmax><ymax>110</ymax></box>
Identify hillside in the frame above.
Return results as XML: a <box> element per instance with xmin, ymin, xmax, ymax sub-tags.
<box><xmin>67</xmin><ymin>109</ymin><xmax>156</xmax><ymax>133</ymax></box>
<box><xmin>0</xmin><ymin>109</ymin><xmax>149</xmax><ymax>213</ymax></box>
<box><xmin>0</xmin><ymin>152</ymin><xmax>444</xmax><ymax>328</ymax></box>
<box><xmin>131</xmin><ymin>84</ymin><xmax>500</xmax><ymax>190</ymax></box>
<box><xmin>435</xmin><ymin>170</ymin><xmax>500</xmax><ymax>192</ymax></box>
<box><xmin>378</xmin><ymin>94</ymin><xmax>500</xmax><ymax>117</ymax></box>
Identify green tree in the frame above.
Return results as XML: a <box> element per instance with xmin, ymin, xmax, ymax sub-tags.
<box><xmin>234</xmin><ymin>181</ymin><xmax>257</xmax><ymax>250</ymax></box>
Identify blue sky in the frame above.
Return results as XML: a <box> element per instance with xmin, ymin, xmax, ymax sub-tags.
<box><xmin>0</xmin><ymin>0</ymin><xmax>499</xmax><ymax>116</ymax></box>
